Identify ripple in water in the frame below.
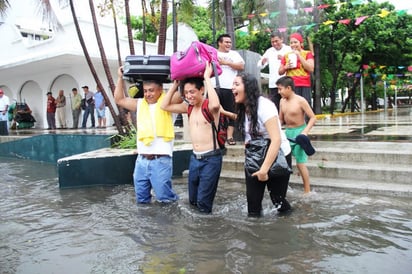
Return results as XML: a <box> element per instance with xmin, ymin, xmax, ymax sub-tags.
<box><xmin>1</xmin><ymin>157</ymin><xmax>412</xmax><ymax>274</ymax></box>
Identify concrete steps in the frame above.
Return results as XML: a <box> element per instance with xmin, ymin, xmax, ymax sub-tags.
<box><xmin>220</xmin><ymin>141</ymin><xmax>412</xmax><ymax>196</ymax></box>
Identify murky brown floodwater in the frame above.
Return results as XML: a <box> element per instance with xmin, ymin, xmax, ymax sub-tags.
<box><xmin>1</xmin><ymin>157</ymin><xmax>411</xmax><ymax>274</ymax></box>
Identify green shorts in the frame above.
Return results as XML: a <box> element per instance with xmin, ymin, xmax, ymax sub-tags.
<box><xmin>285</xmin><ymin>124</ymin><xmax>307</xmax><ymax>164</ymax></box>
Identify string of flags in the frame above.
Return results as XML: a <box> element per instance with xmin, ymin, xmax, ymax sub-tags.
<box><xmin>346</xmin><ymin>65</ymin><xmax>412</xmax><ymax>82</ymax></box>
<box><xmin>239</xmin><ymin>0</ymin><xmax>412</xmax><ymax>76</ymax></box>
<box><xmin>240</xmin><ymin>0</ymin><xmax>410</xmax><ymax>35</ymax></box>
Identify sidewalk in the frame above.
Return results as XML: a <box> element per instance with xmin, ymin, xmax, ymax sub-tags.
<box><xmin>311</xmin><ymin>106</ymin><xmax>412</xmax><ymax>142</ymax></box>
<box><xmin>1</xmin><ymin>106</ymin><xmax>411</xmax><ymax>143</ymax></box>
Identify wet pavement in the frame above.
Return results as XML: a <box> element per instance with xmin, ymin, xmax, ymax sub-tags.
<box><xmin>2</xmin><ymin>106</ymin><xmax>411</xmax><ymax>143</ymax></box>
<box><xmin>311</xmin><ymin>107</ymin><xmax>412</xmax><ymax>142</ymax></box>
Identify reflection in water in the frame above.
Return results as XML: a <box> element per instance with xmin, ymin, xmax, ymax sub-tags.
<box><xmin>1</xmin><ymin>157</ymin><xmax>412</xmax><ymax>273</ymax></box>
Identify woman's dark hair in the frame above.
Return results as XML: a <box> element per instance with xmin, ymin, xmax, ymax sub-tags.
<box><xmin>235</xmin><ymin>72</ymin><xmax>261</xmax><ymax>138</ymax></box>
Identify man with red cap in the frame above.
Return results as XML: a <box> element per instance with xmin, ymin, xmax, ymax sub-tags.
<box><xmin>278</xmin><ymin>32</ymin><xmax>314</xmax><ymax>108</ymax></box>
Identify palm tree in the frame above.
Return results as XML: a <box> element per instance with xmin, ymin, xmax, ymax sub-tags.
<box><xmin>69</xmin><ymin>0</ymin><xmax>124</xmax><ymax>134</ymax></box>
<box><xmin>125</xmin><ymin>0</ymin><xmax>135</xmax><ymax>55</ymax></box>
<box><xmin>0</xmin><ymin>0</ymin><xmax>10</xmax><ymax>16</ymax></box>
<box><xmin>157</xmin><ymin>0</ymin><xmax>168</xmax><ymax>54</ymax></box>
<box><xmin>141</xmin><ymin>0</ymin><xmax>147</xmax><ymax>54</ymax></box>
<box><xmin>223</xmin><ymin>0</ymin><xmax>235</xmax><ymax>47</ymax></box>
<box><xmin>87</xmin><ymin>0</ymin><xmax>124</xmax><ymax>133</ymax></box>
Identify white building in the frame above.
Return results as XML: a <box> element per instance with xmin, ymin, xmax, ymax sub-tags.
<box><xmin>0</xmin><ymin>0</ymin><xmax>197</xmax><ymax>129</ymax></box>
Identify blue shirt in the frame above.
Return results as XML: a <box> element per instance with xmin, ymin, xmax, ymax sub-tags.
<box><xmin>94</xmin><ymin>91</ymin><xmax>105</xmax><ymax>108</ymax></box>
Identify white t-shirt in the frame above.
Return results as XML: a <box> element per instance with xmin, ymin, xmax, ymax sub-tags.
<box><xmin>212</xmin><ymin>50</ymin><xmax>245</xmax><ymax>89</ymax></box>
<box><xmin>136</xmin><ymin>98</ymin><xmax>176</xmax><ymax>156</ymax></box>
<box><xmin>0</xmin><ymin>94</ymin><xmax>10</xmax><ymax>112</ymax></box>
<box><xmin>257</xmin><ymin>44</ymin><xmax>292</xmax><ymax>88</ymax></box>
<box><xmin>244</xmin><ymin>96</ymin><xmax>291</xmax><ymax>155</ymax></box>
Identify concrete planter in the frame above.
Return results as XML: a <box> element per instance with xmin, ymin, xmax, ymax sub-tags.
<box><xmin>58</xmin><ymin>144</ymin><xmax>193</xmax><ymax>189</ymax></box>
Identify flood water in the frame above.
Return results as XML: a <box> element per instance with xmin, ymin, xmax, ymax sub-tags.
<box><xmin>1</xmin><ymin>157</ymin><xmax>412</xmax><ymax>274</ymax></box>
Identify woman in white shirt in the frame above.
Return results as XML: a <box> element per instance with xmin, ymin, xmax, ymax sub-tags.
<box><xmin>232</xmin><ymin>73</ymin><xmax>292</xmax><ymax>217</ymax></box>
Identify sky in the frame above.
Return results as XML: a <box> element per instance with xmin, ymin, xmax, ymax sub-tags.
<box><xmin>376</xmin><ymin>0</ymin><xmax>412</xmax><ymax>11</ymax></box>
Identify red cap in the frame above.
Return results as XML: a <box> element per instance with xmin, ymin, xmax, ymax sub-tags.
<box><xmin>290</xmin><ymin>33</ymin><xmax>303</xmax><ymax>43</ymax></box>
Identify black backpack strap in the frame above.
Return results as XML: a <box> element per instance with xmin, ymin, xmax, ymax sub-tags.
<box><xmin>211</xmin><ymin>61</ymin><xmax>220</xmax><ymax>91</ymax></box>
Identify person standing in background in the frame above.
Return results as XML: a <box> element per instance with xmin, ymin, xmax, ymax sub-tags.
<box><xmin>81</xmin><ymin>85</ymin><xmax>95</xmax><ymax>128</ymax></box>
<box><xmin>71</xmin><ymin>88</ymin><xmax>82</xmax><ymax>129</ymax></box>
<box><xmin>257</xmin><ymin>32</ymin><xmax>291</xmax><ymax>111</ymax></box>
<box><xmin>55</xmin><ymin>89</ymin><xmax>67</xmax><ymax>129</ymax></box>
<box><xmin>278</xmin><ymin>32</ymin><xmax>314</xmax><ymax>108</ymax></box>
<box><xmin>212</xmin><ymin>33</ymin><xmax>245</xmax><ymax>145</ymax></box>
<box><xmin>0</xmin><ymin>89</ymin><xmax>10</xmax><ymax>123</ymax></box>
<box><xmin>94</xmin><ymin>85</ymin><xmax>106</xmax><ymax>128</ymax></box>
<box><xmin>46</xmin><ymin>91</ymin><xmax>57</xmax><ymax>130</ymax></box>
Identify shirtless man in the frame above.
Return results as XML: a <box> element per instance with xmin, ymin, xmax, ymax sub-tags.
<box><xmin>161</xmin><ymin>62</ymin><xmax>222</xmax><ymax>213</ymax></box>
<box><xmin>277</xmin><ymin>76</ymin><xmax>316</xmax><ymax>194</ymax></box>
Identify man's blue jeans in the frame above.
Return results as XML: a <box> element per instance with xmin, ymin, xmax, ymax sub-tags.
<box><xmin>133</xmin><ymin>155</ymin><xmax>179</xmax><ymax>204</ymax></box>
<box><xmin>188</xmin><ymin>153</ymin><xmax>222</xmax><ymax>213</ymax></box>
<box><xmin>82</xmin><ymin>105</ymin><xmax>95</xmax><ymax>128</ymax></box>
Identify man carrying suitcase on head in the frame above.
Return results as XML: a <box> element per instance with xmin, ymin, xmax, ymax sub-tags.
<box><xmin>114</xmin><ymin>67</ymin><xmax>182</xmax><ymax>205</ymax></box>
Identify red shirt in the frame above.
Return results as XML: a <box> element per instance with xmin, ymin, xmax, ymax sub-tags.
<box><xmin>47</xmin><ymin>96</ymin><xmax>56</xmax><ymax>113</ymax></box>
<box><xmin>281</xmin><ymin>50</ymin><xmax>314</xmax><ymax>87</ymax></box>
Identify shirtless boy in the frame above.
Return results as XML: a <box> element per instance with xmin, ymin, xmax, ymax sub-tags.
<box><xmin>277</xmin><ymin>76</ymin><xmax>316</xmax><ymax>194</ymax></box>
<box><xmin>161</xmin><ymin>62</ymin><xmax>222</xmax><ymax>213</ymax></box>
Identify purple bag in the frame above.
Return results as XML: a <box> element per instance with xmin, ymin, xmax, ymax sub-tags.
<box><xmin>170</xmin><ymin>41</ymin><xmax>222</xmax><ymax>80</ymax></box>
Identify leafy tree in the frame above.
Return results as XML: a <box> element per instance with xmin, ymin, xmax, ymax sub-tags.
<box><xmin>313</xmin><ymin>0</ymin><xmax>412</xmax><ymax>113</ymax></box>
<box><xmin>129</xmin><ymin>14</ymin><xmax>158</xmax><ymax>43</ymax></box>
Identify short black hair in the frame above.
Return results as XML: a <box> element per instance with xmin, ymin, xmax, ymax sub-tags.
<box><xmin>276</xmin><ymin>76</ymin><xmax>295</xmax><ymax>90</ymax></box>
<box><xmin>217</xmin><ymin>33</ymin><xmax>231</xmax><ymax>45</ymax></box>
<box><xmin>270</xmin><ymin>31</ymin><xmax>282</xmax><ymax>39</ymax></box>
<box><xmin>182</xmin><ymin>77</ymin><xmax>204</xmax><ymax>91</ymax></box>
<box><xmin>142</xmin><ymin>79</ymin><xmax>163</xmax><ymax>87</ymax></box>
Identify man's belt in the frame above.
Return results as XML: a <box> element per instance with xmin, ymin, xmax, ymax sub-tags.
<box><xmin>193</xmin><ymin>149</ymin><xmax>222</xmax><ymax>160</ymax></box>
<box><xmin>140</xmin><ymin>154</ymin><xmax>168</xmax><ymax>160</ymax></box>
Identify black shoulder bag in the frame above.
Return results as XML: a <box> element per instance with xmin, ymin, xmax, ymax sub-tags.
<box><xmin>245</xmin><ymin>137</ymin><xmax>292</xmax><ymax>176</ymax></box>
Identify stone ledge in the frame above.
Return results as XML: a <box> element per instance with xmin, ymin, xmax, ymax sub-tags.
<box><xmin>58</xmin><ymin>144</ymin><xmax>193</xmax><ymax>189</ymax></box>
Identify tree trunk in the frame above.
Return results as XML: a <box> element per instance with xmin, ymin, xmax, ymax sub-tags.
<box><xmin>125</xmin><ymin>0</ymin><xmax>135</xmax><ymax>55</ymax></box>
<box><xmin>224</xmin><ymin>0</ymin><xmax>235</xmax><ymax>48</ymax></box>
<box><xmin>312</xmin><ymin>1</ymin><xmax>321</xmax><ymax>114</ymax></box>
<box><xmin>278</xmin><ymin>0</ymin><xmax>287</xmax><ymax>40</ymax></box>
<box><xmin>341</xmin><ymin>77</ymin><xmax>360</xmax><ymax>113</ymax></box>
<box><xmin>141</xmin><ymin>0</ymin><xmax>147</xmax><ymax>54</ymax></box>
<box><xmin>157</xmin><ymin>0</ymin><xmax>168</xmax><ymax>54</ymax></box>
<box><xmin>111</xmin><ymin>0</ymin><xmax>122</xmax><ymax>67</ymax></box>
<box><xmin>69</xmin><ymin>0</ymin><xmax>124</xmax><ymax>134</ymax></box>
<box><xmin>87</xmin><ymin>0</ymin><xmax>124</xmax><ymax>134</ymax></box>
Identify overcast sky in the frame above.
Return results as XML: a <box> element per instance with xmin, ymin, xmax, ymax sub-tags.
<box><xmin>376</xmin><ymin>0</ymin><xmax>412</xmax><ymax>11</ymax></box>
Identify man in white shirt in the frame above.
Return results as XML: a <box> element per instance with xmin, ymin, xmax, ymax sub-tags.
<box><xmin>257</xmin><ymin>32</ymin><xmax>291</xmax><ymax>111</ymax></box>
<box><xmin>213</xmin><ymin>34</ymin><xmax>245</xmax><ymax>145</ymax></box>
<box><xmin>0</xmin><ymin>89</ymin><xmax>10</xmax><ymax>122</ymax></box>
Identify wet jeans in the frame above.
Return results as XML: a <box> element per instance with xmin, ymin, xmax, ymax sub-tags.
<box><xmin>133</xmin><ymin>155</ymin><xmax>179</xmax><ymax>204</ymax></box>
<box><xmin>188</xmin><ymin>152</ymin><xmax>223</xmax><ymax>213</ymax></box>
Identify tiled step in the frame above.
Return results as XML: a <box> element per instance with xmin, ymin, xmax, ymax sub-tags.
<box><xmin>217</xmin><ymin>171</ymin><xmax>412</xmax><ymax>197</ymax></box>
<box><xmin>218</xmin><ymin>141</ymin><xmax>412</xmax><ymax>196</ymax></box>
<box><xmin>296</xmin><ymin>160</ymin><xmax>411</xmax><ymax>183</ymax></box>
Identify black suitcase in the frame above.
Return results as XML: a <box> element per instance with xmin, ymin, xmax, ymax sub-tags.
<box><xmin>123</xmin><ymin>55</ymin><xmax>170</xmax><ymax>83</ymax></box>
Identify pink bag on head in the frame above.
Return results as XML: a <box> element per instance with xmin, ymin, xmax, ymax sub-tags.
<box><xmin>170</xmin><ymin>41</ymin><xmax>222</xmax><ymax>80</ymax></box>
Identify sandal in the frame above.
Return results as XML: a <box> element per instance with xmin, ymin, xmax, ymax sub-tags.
<box><xmin>227</xmin><ymin>137</ymin><xmax>236</xmax><ymax>145</ymax></box>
